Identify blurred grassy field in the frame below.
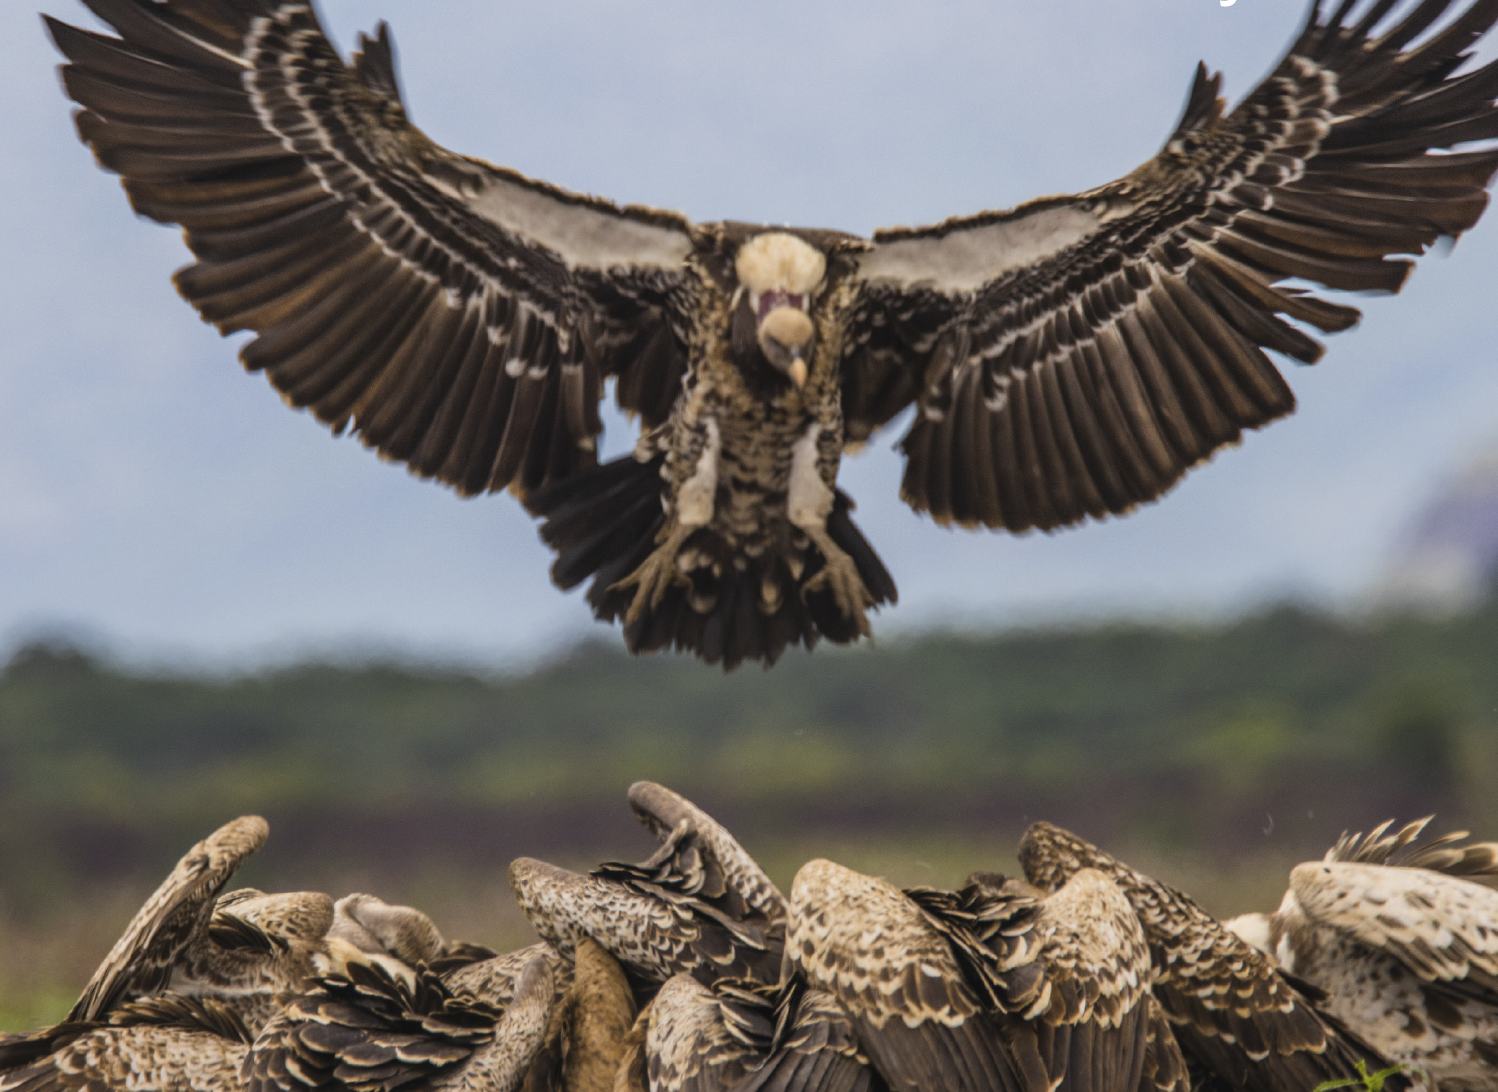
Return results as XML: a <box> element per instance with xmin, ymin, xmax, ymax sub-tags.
<box><xmin>3</xmin><ymin>593</ymin><xmax>1496</xmax><ymax>1031</ymax></box>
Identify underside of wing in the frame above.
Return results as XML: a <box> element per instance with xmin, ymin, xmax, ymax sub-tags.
<box><xmin>68</xmin><ymin>816</ymin><xmax>268</xmax><ymax>1023</ymax></box>
<box><xmin>48</xmin><ymin>0</ymin><xmax>698</xmax><ymax>501</ymax></box>
<box><xmin>848</xmin><ymin>0</ymin><xmax>1498</xmax><ymax>532</ymax></box>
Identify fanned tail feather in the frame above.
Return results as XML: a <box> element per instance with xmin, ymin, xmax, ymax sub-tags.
<box><xmin>528</xmin><ymin>458</ymin><xmax>895</xmax><ymax>670</ymax></box>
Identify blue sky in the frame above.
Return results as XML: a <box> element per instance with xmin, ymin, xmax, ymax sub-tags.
<box><xmin>5</xmin><ymin>0</ymin><xmax>1498</xmax><ymax>667</ymax></box>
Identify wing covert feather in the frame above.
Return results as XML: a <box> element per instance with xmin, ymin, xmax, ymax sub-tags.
<box><xmin>68</xmin><ymin>816</ymin><xmax>268</xmax><ymax>1023</ymax></box>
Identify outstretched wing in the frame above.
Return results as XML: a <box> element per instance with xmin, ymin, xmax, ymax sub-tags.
<box><xmin>69</xmin><ymin>816</ymin><xmax>268</xmax><ymax>1022</ymax></box>
<box><xmin>47</xmin><ymin>0</ymin><xmax>698</xmax><ymax>501</ymax></box>
<box><xmin>847</xmin><ymin>0</ymin><xmax>1498</xmax><ymax>530</ymax></box>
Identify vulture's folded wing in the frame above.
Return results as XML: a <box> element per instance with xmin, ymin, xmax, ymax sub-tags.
<box><xmin>788</xmin><ymin>859</ymin><xmax>1029</xmax><ymax>1092</ymax></box>
<box><xmin>1018</xmin><ymin>821</ymin><xmax>1410</xmax><ymax>1092</ymax></box>
<box><xmin>68</xmin><ymin>816</ymin><xmax>268</xmax><ymax>1022</ymax></box>
<box><xmin>627</xmin><ymin>781</ymin><xmax>787</xmax><ymax>925</ymax></box>
<box><xmin>0</xmin><ymin>997</ymin><xmax>250</xmax><ymax>1092</ymax></box>
<box><xmin>846</xmin><ymin>0</ymin><xmax>1498</xmax><ymax>531</ymax></box>
<box><xmin>1290</xmin><ymin>860</ymin><xmax>1498</xmax><ymax>996</ymax></box>
<box><xmin>47</xmin><ymin>0</ymin><xmax>698</xmax><ymax>501</ymax></box>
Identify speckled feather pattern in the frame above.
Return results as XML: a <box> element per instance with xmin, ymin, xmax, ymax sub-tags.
<box><xmin>1019</xmin><ymin>821</ymin><xmax>1402</xmax><ymax>1092</ymax></box>
<box><xmin>68</xmin><ymin>817</ymin><xmax>269</xmax><ymax>1023</ymax></box>
<box><xmin>0</xmin><ymin>996</ymin><xmax>251</xmax><ymax>1092</ymax></box>
<box><xmin>789</xmin><ymin>859</ymin><xmax>1160</xmax><ymax>1092</ymax></box>
<box><xmin>627</xmin><ymin>783</ymin><xmax>786</xmax><ymax>925</ymax></box>
<box><xmin>1245</xmin><ymin>821</ymin><xmax>1498</xmax><ymax>1091</ymax></box>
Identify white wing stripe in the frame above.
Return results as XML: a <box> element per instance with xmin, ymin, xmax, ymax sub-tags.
<box><xmin>856</xmin><ymin>203</ymin><xmax>1104</xmax><ymax>294</ymax></box>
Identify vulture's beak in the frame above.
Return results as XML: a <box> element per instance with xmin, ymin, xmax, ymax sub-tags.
<box><xmin>758</xmin><ymin>305</ymin><xmax>814</xmax><ymax>388</ymax></box>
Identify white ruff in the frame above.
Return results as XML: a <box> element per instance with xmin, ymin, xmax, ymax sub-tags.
<box><xmin>735</xmin><ymin>232</ymin><xmax>826</xmax><ymax>295</ymax></box>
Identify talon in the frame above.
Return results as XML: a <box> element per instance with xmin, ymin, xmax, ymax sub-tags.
<box><xmin>610</xmin><ymin>525</ymin><xmax>693</xmax><ymax>627</ymax></box>
<box><xmin>801</xmin><ymin>540</ymin><xmax>875</xmax><ymax>638</ymax></box>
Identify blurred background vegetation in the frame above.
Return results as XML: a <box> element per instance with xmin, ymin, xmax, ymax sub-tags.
<box><xmin>3</xmin><ymin>590</ymin><xmax>1497</xmax><ymax>1031</ymax></box>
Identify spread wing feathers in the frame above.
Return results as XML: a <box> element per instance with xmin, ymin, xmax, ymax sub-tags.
<box><xmin>645</xmin><ymin>975</ymin><xmax>873</xmax><ymax>1092</ymax></box>
<box><xmin>627</xmin><ymin>781</ymin><xmax>787</xmax><ymax>925</ymax></box>
<box><xmin>591</xmin><ymin>819</ymin><xmax>784</xmax><ymax>981</ymax></box>
<box><xmin>68</xmin><ymin>816</ymin><xmax>269</xmax><ymax>1023</ymax></box>
<box><xmin>46</xmin><ymin>0</ymin><xmax>698</xmax><ymax>501</ymax></box>
<box><xmin>1017</xmin><ymin>822</ymin><xmax>1407</xmax><ymax>1092</ymax></box>
<box><xmin>508</xmin><ymin>851</ymin><xmax>781</xmax><ymax>988</ymax></box>
<box><xmin>243</xmin><ymin>954</ymin><xmax>553</xmax><ymax>1092</ymax></box>
<box><xmin>0</xmin><ymin>995</ymin><xmax>250</xmax><ymax>1092</ymax></box>
<box><xmin>1289</xmin><ymin>860</ymin><xmax>1498</xmax><ymax>993</ymax></box>
<box><xmin>1325</xmin><ymin>817</ymin><xmax>1498</xmax><ymax>886</ymax></box>
<box><xmin>850</xmin><ymin>0</ymin><xmax>1498</xmax><ymax>531</ymax></box>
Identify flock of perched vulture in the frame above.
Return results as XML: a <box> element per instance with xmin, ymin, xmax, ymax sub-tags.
<box><xmin>3</xmin><ymin>784</ymin><xmax>1498</xmax><ymax>1092</ymax></box>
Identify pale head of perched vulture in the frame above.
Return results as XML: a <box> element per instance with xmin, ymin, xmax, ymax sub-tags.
<box><xmin>734</xmin><ymin>232</ymin><xmax>826</xmax><ymax>387</ymax></box>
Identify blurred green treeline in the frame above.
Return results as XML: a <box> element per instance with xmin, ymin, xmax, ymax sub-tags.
<box><xmin>1</xmin><ymin>592</ymin><xmax>1496</xmax><ymax>1028</ymax></box>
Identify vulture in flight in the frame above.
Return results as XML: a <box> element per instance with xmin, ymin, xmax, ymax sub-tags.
<box><xmin>47</xmin><ymin>0</ymin><xmax>1498</xmax><ymax>668</ymax></box>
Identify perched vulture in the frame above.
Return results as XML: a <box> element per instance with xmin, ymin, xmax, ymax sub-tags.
<box><xmin>0</xmin><ymin>995</ymin><xmax>253</xmax><ymax>1092</ymax></box>
<box><xmin>47</xmin><ymin>815</ymin><xmax>335</xmax><ymax>1038</ymax></box>
<box><xmin>786</xmin><ymin>859</ymin><xmax>1175</xmax><ymax>1092</ymax></box>
<box><xmin>47</xmin><ymin>0</ymin><xmax>1498</xmax><ymax>668</ymax></box>
<box><xmin>1019</xmin><ymin>821</ymin><xmax>1409</xmax><ymax>1092</ymax></box>
<box><xmin>1227</xmin><ymin>818</ymin><xmax>1498</xmax><ymax>1092</ymax></box>
<box><xmin>508</xmin><ymin>823</ymin><xmax>783</xmax><ymax>992</ymax></box>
